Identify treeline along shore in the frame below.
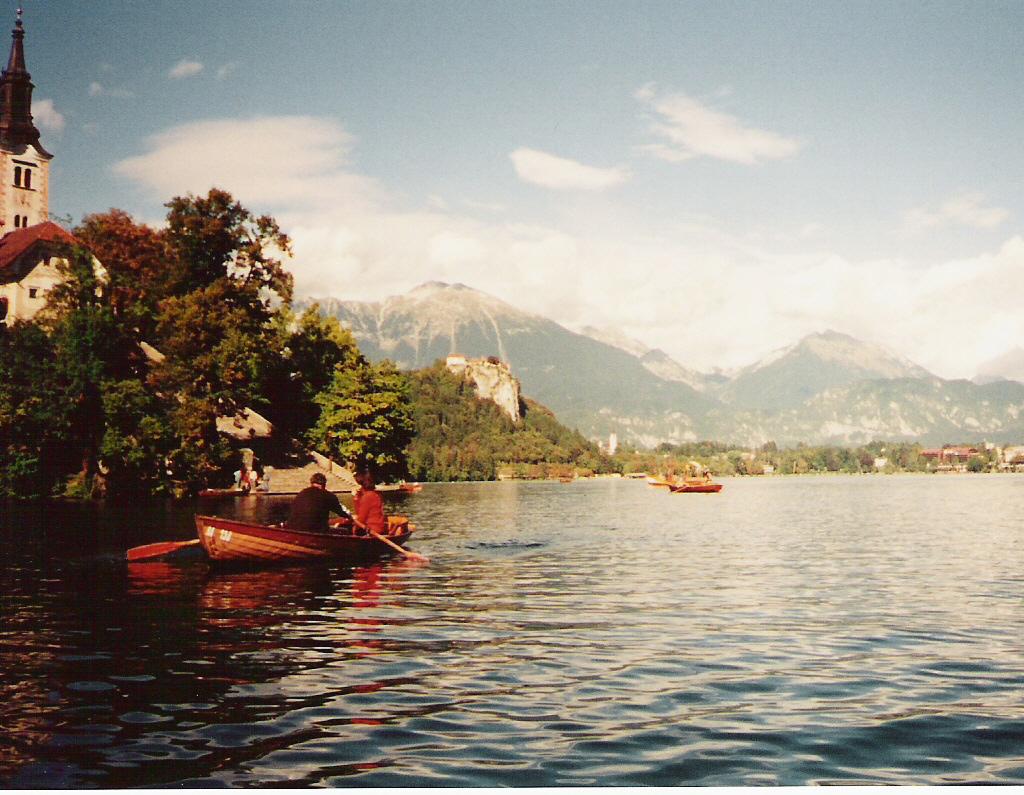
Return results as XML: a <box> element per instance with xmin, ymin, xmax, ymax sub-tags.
<box><xmin>618</xmin><ymin>439</ymin><xmax>1020</xmax><ymax>478</ymax></box>
<box><xmin>0</xmin><ymin>189</ymin><xmax>1014</xmax><ymax>502</ymax></box>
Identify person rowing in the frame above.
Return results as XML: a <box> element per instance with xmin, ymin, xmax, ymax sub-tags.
<box><xmin>286</xmin><ymin>472</ymin><xmax>352</xmax><ymax>532</ymax></box>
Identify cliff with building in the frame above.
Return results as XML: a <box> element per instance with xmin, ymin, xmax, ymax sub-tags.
<box><xmin>445</xmin><ymin>354</ymin><xmax>523</xmax><ymax>424</ymax></box>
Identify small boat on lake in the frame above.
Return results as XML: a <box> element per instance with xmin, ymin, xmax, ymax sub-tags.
<box><xmin>646</xmin><ymin>476</ymin><xmax>674</xmax><ymax>488</ymax></box>
<box><xmin>669</xmin><ymin>479</ymin><xmax>723</xmax><ymax>494</ymax></box>
<box><xmin>195</xmin><ymin>514</ymin><xmax>416</xmax><ymax>564</ymax></box>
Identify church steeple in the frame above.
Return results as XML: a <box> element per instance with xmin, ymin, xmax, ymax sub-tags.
<box><xmin>0</xmin><ymin>6</ymin><xmax>48</xmax><ymax>157</ymax></box>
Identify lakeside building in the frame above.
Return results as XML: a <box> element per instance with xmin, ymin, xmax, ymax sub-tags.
<box><xmin>920</xmin><ymin>446</ymin><xmax>979</xmax><ymax>464</ymax></box>
<box><xmin>0</xmin><ymin>9</ymin><xmax>87</xmax><ymax>327</ymax></box>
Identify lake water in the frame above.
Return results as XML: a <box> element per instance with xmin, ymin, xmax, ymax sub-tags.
<box><xmin>3</xmin><ymin>474</ymin><xmax>1024</xmax><ymax>786</ymax></box>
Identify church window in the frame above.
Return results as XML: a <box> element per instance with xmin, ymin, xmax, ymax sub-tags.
<box><xmin>12</xmin><ymin>166</ymin><xmax>20</xmax><ymax>187</ymax></box>
<box><xmin>23</xmin><ymin>168</ymin><xmax>30</xmax><ymax>189</ymax></box>
<box><xmin>28</xmin><ymin>287</ymin><xmax>38</xmax><ymax>299</ymax></box>
<box><xmin>13</xmin><ymin>215</ymin><xmax>19</xmax><ymax>228</ymax></box>
<box><xmin>0</xmin><ymin>297</ymin><xmax>7</xmax><ymax>323</ymax></box>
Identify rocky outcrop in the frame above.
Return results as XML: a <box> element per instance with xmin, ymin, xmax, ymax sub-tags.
<box><xmin>446</xmin><ymin>354</ymin><xmax>522</xmax><ymax>423</ymax></box>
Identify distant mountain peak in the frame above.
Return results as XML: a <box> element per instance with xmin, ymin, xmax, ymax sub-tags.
<box><xmin>975</xmin><ymin>346</ymin><xmax>1024</xmax><ymax>384</ymax></box>
<box><xmin>743</xmin><ymin>329</ymin><xmax>930</xmax><ymax>379</ymax></box>
<box><xmin>721</xmin><ymin>329</ymin><xmax>933</xmax><ymax>411</ymax></box>
<box><xmin>409</xmin><ymin>280</ymin><xmax>476</xmax><ymax>297</ymax></box>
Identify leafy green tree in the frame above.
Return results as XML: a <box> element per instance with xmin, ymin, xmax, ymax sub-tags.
<box><xmin>148</xmin><ymin>282</ymin><xmax>275</xmax><ymax>490</ymax></box>
<box><xmin>163</xmin><ymin>188</ymin><xmax>293</xmax><ymax>313</ymax></box>
<box><xmin>0</xmin><ymin>322</ymin><xmax>75</xmax><ymax>496</ymax></box>
<box><xmin>262</xmin><ymin>305</ymin><xmax>363</xmax><ymax>438</ymax></box>
<box><xmin>43</xmin><ymin>248</ymin><xmax>152</xmax><ymax>490</ymax></box>
<box><xmin>98</xmin><ymin>379</ymin><xmax>176</xmax><ymax>496</ymax></box>
<box><xmin>309</xmin><ymin>359</ymin><xmax>414</xmax><ymax>481</ymax></box>
<box><xmin>966</xmin><ymin>455</ymin><xmax>987</xmax><ymax>473</ymax></box>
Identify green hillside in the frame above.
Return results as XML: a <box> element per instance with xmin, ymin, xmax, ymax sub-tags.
<box><xmin>405</xmin><ymin>362</ymin><xmax>616</xmax><ymax>481</ymax></box>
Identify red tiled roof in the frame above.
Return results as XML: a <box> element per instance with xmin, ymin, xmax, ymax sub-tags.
<box><xmin>0</xmin><ymin>220</ymin><xmax>79</xmax><ymax>274</ymax></box>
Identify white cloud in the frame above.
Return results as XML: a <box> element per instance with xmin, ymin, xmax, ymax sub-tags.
<box><xmin>114</xmin><ymin>116</ymin><xmax>380</xmax><ymax>210</ymax></box>
<box><xmin>168</xmin><ymin>59</ymin><xmax>204</xmax><ymax>80</ymax></box>
<box><xmin>636</xmin><ymin>84</ymin><xmax>802</xmax><ymax>164</ymax></box>
<box><xmin>112</xmin><ymin>114</ymin><xmax>1020</xmax><ymax>380</ymax></box>
<box><xmin>510</xmin><ymin>147</ymin><xmax>630</xmax><ymax>190</ymax></box>
<box><xmin>89</xmin><ymin>81</ymin><xmax>134</xmax><ymax>99</ymax></box>
<box><xmin>905</xmin><ymin>191</ymin><xmax>1010</xmax><ymax>231</ymax></box>
<box><xmin>33</xmin><ymin>98</ymin><xmax>64</xmax><ymax>132</ymax></box>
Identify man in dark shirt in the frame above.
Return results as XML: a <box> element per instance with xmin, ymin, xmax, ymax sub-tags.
<box><xmin>287</xmin><ymin>472</ymin><xmax>351</xmax><ymax>531</ymax></box>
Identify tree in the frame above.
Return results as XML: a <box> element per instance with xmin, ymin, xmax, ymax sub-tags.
<box><xmin>0</xmin><ymin>322</ymin><xmax>75</xmax><ymax>496</ymax></box>
<box><xmin>42</xmin><ymin>248</ymin><xmax>154</xmax><ymax>492</ymax></box>
<box><xmin>98</xmin><ymin>379</ymin><xmax>176</xmax><ymax>496</ymax></box>
<box><xmin>148</xmin><ymin>282</ymin><xmax>274</xmax><ymax>490</ymax></box>
<box><xmin>308</xmin><ymin>359</ymin><xmax>414</xmax><ymax>482</ymax></box>
<box><xmin>163</xmin><ymin>188</ymin><xmax>293</xmax><ymax>314</ymax></box>
<box><xmin>74</xmin><ymin>209</ymin><xmax>171</xmax><ymax>339</ymax></box>
<box><xmin>966</xmin><ymin>455</ymin><xmax>987</xmax><ymax>473</ymax></box>
<box><xmin>262</xmin><ymin>305</ymin><xmax>363</xmax><ymax>438</ymax></box>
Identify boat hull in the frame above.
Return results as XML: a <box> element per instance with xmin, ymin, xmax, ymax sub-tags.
<box><xmin>669</xmin><ymin>483</ymin><xmax>723</xmax><ymax>493</ymax></box>
<box><xmin>195</xmin><ymin>515</ymin><xmax>414</xmax><ymax>564</ymax></box>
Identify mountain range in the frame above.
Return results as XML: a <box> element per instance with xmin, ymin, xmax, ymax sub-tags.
<box><xmin>308</xmin><ymin>282</ymin><xmax>1024</xmax><ymax>448</ymax></box>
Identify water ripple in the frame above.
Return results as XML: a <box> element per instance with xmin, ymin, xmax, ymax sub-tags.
<box><xmin>4</xmin><ymin>476</ymin><xmax>1024</xmax><ymax>785</ymax></box>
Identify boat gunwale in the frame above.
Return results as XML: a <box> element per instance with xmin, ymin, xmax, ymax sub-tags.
<box><xmin>194</xmin><ymin>516</ymin><xmax>414</xmax><ymax>567</ymax></box>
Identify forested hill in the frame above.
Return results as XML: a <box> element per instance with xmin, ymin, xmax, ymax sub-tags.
<box><xmin>405</xmin><ymin>363</ymin><xmax>615</xmax><ymax>481</ymax></box>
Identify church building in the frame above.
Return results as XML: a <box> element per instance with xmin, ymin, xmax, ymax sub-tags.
<box><xmin>0</xmin><ymin>8</ymin><xmax>79</xmax><ymax>327</ymax></box>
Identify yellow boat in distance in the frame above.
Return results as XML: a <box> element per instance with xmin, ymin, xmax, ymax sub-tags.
<box><xmin>646</xmin><ymin>476</ymin><xmax>674</xmax><ymax>488</ymax></box>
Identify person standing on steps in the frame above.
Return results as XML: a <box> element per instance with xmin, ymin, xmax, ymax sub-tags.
<box><xmin>287</xmin><ymin>472</ymin><xmax>351</xmax><ymax>531</ymax></box>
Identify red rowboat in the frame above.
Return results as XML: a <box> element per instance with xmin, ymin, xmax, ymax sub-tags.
<box><xmin>195</xmin><ymin>514</ymin><xmax>416</xmax><ymax>564</ymax></box>
<box><xmin>669</xmin><ymin>482</ymin><xmax>723</xmax><ymax>493</ymax></box>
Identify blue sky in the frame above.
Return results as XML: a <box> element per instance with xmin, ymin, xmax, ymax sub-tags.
<box><xmin>19</xmin><ymin>0</ymin><xmax>1024</xmax><ymax>378</ymax></box>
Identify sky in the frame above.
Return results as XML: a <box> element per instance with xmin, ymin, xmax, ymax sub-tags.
<box><xmin>17</xmin><ymin>0</ymin><xmax>1024</xmax><ymax>378</ymax></box>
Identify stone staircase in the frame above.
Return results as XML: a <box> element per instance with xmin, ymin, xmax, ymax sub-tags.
<box><xmin>262</xmin><ymin>460</ymin><xmax>357</xmax><ymax>494</ymax></box>
<box><xmin>243</xmin><ymin>448</ymin><xmax>359</xmax><ymax>495</ymax></box>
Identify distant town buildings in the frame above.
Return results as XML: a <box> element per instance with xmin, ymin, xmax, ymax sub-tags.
<box><xmin>920</xmin><ymin>446</ymin><xmax>979</xmax><ymax>463</ymax></box>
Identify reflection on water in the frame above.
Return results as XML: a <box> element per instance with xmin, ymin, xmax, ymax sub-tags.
<box><xmin>3</xmin><ymin>476</ymin><xmax>1024</xmax><ymax>785</ymax></box>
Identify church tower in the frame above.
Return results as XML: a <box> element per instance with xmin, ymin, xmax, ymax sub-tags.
<box><xmin>0</xmin><ymin>6</ymin><xmax>50</xmax><ymax>233</ymax></box>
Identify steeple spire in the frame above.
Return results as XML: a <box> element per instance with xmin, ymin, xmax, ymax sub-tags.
<box><xmin>0</xmin><ymin>5</ymin><xmax>48</xmax><ymax>156</ymax></box>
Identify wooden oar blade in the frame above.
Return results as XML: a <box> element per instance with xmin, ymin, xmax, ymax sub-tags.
<box><xmin>126</xmin><ymin>538</ymin><xmax>201</xmax><ymax>562</ymax></box>
<box><xmin>369</xmin><ymin>531</ymin><xmax>429</xmax><ymax>563</ymax></box>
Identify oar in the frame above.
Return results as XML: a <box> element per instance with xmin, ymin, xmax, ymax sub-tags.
<box><xmin>126</xmin><ymin>538</ymin><xmax>201</xmax><ymax>562</ymax></box>
<box><xmin>369</xmin><ymin>531</ymin><xmax>429</xmax><ymax>562</ymax></box>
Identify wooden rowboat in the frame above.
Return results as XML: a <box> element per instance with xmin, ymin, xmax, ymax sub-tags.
<box><xmin>669</xmin><ymin>481</ymin><xmax>723</xmax><ymax>493</ymax></box>
<box><xmin>195</xmin><ymin>514</ymin><xmax>416</xmax><ymax>564</ymax></box>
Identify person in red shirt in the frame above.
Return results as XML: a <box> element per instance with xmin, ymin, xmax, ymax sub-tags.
<box><xmin>353</xmin><ymin>469</ymin><xmax>388</xmax><ymax>536</ymax></box>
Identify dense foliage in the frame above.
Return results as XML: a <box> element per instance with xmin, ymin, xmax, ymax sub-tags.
<box><xmin>0</xmin><ymin>189</ymin><xmax>414</xmax><ymax>498</ymax></box>
<box><xmin>404</xmin><ymin>363</ymin><xmax>614</xmax><ymax>481</ymax></box>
